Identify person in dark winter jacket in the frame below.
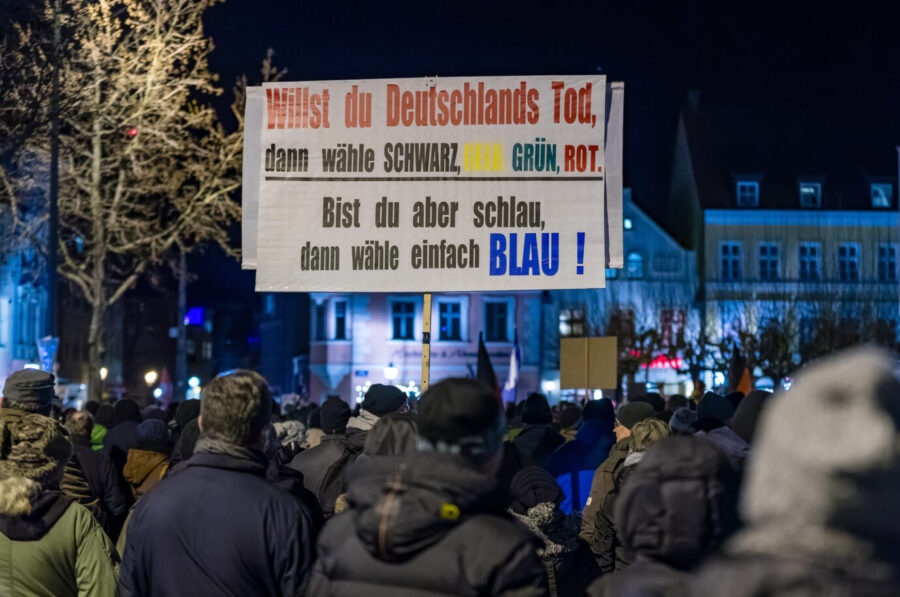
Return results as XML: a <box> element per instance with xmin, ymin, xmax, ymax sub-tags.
<box><xmin>103</xmin><ymin>399</ymin><xmax>142</xmax><ymax>475</ymax></box>
<box><xmin>693</xmin><ymin>347</ymin><xmax>900</xmax><ymax>597</ymax></box>
<box><xmin>118</xmin><ymin>369</ymin><xmax>317</xmax><ymax>597</ymax></box>
<box><xmin>309</xmin><ymin>378</ymin><xmax>546</xmax><ymax>596</ymax></box>
<box><xmin>589</xmin><ymin>436</ymin><xmax>739</xmax><ymax>597</ymax></box>
<box><xmin>513</xmin><ymin>392</ymin><xmax>565</xmax><ymax>468</ymax></box>
<box><xmin>62</xmin><ymin>410</ymin><xmax>129</xmax><ymax>539</ymax></box>
<box><xmin>695</xmin><ymin>391</ymin><xmax>735</xmax><ymax>432</ymax></box>
<box><xmin>580</xmin><ymin>400</ymin><xmax>655</xmax><ymax>544</ymax></box>
<box><xmin>558</xmin><ymin>405</ymin><xmax>582</xmax><ymax>442</ymax></box>
<box><xmin>509</xmin><ymin>466</ymin><xmax>600</xmax><ymax>596</ymax></box>
<box><xmin>590</xmin><ymin>418</ymin><xmax>670</xmax><ymax>573</ymax></box>
<box><xmin>122</xmin><ymin>419</ymin><xmax>171</xmax><ymax>499</ymax></box>
<box><xmin>289</xmin><ymin>395</ymin><xmax>353</xmax><ymax>516</ymax></box>
<box><xmin>346</xmin><ymin>383</ymin><xmax>407</xmax><ymax>443</ymax></box>
<box><xmin>0</xmin><ymin>411</ymin><xmax>119</xmax><ymax>597</ymax></box>
<box><xmin>668</xmin><ymin>406</ymin><xmax>698</xmax><ymax>435</ymax></box>
<box><xmin>93</xmin><ymin>403</ymin><xmax>114</xmax><ymax>450</ymax></box>
<box><xmin>547</xmin><ymin>398</ymin><xmax>616</xmax><ymax>513</ymax></box>
<box><xmin>729</xmin><ymin>389</ymin><xmax>772</xmax><ymax>445</ymax></box>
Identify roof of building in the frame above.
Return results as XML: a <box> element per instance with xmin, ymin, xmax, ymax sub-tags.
<box><xmin>681</xmin><ymin>102</ymin><xmax>898</xmax><ymax>212</ymax></box>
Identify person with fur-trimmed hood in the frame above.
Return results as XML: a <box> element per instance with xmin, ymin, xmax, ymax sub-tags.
<box><xmin>0</xmin><ymin>411</ymin><xmax>119</xmax><ymax>596</ymax></box>
<box><xmin>309</xmin><ymin>378</ymin><xmax>546</xmax><ymax>596</ymax></box>
<box><xmin>508</xmin><ymin>465</ymin><xmax>600</xmax><ymax>596</ymax></box>
<box><xmin>692</xmin><ymin>347</ymin><xmax>900</xmax><ymax>597</ymax></box>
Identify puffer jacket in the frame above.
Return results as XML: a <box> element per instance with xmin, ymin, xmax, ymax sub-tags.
<box><xmin>0</xmin><ymin>474</ymin><xmax>119</xmax><ymax>597</ymax></box>
<box><xmin>309</xmin><ymin>452</ymin><xmax>546</xmax><ymax>596</ymax></box>
<box><xmin>692</xmin><ymin>348</ymin><xmax>900</xmax><ymax>596</ymax></box>
<box><xmin>590</xmin><ymin>436</ymin><xmax>739</xmax><ymax>597</ymax></box>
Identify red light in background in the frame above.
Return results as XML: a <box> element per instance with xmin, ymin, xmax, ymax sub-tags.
<box><xmin>640</xmin><ymin>355</ymin><xmax>684</xmax><ymax>370</ymax></box>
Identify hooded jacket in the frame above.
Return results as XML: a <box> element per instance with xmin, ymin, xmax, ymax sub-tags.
<box><xmin>117</xmin><ymin>448</ymin><xmax>317</xmax><ymax>597</ymax></box>
<box><xmin>693</xmin><ymin>348</ymin><xmax>900</xmax><ymax>597</ymax></box>
<box><xmin>0</xmin><ymin>475</ymin><xmax>119</xmax><ymax>597</ymax></box>
<box><xmin>510</xmin><ymin>502</ymin><xmax>597</xmax><ymax>597</ymax></box>
<box><xmin>590</xmin><ymin>436</ymin><xmax>739</xmax><ymax>597</ymax></box>
<box><xmin>122</xmin><ymin>448</ymin><xmax>169</xmax><ymax>499</ymax></box>
<box><xmin>547</xmin><ymin>418</ymin><xmax>616</xmax><ymax>513</ymax></box>
<box><xmin>309</xmin><ymin>451</ymin><xmax>546</xmax><ymax>596</ymax></box>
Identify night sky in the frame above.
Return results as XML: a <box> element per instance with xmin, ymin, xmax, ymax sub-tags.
<box><xmin>192</xmin><ymin>0</ymin><xmax>900</xmax><ymax>304</ymax></box>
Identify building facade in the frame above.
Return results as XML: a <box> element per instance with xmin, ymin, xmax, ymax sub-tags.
<box><xmin>669</xmin><ymin>99</ymin><xmax>899</xmax><ymax>383</ymax></box>
<box><xmin>543</xmin><ymin>189</ymin><xmax>699</xmax><ymax>399</ymax></box>
<box><xmin>306</xmin><ymin>291</ymin><xmax>542</xmax><ymax>404</ymax></box>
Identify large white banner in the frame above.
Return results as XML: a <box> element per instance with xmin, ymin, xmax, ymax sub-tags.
<box><xmin>250</xmin><ymin>75</ymin><xmax>616</xmax><ymax>292</ymax></box>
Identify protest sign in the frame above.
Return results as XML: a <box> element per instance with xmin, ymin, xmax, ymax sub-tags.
<box><xmin>246</xmin><ymin>75</ymin><xmax>621</xmax><ymax>292</ymax></box>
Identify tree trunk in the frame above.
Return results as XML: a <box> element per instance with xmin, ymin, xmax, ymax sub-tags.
<box><xmin>87</xmin><ymin>298</ymin><xmax>106</xmax><ymax>402</ymax></box>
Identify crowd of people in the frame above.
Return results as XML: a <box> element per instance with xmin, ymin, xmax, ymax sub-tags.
<box><xmin>1</xmin><ymin>345</ymin><xmax>899</xmax><ymax>596</ymax></box>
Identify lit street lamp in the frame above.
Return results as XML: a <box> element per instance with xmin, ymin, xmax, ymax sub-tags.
<box><xmin>384</xmin><ymin>363</ymin><xmax>399</xmax><ymax>383</ymax></box>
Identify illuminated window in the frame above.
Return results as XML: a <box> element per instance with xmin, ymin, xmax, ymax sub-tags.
<box><xmin>559</xmin><ymin>309</ymin><xmax>586</xmax><ymax>337</ymax></box>
<box><xmin>736</xmin><ymin>181</ymin><xmax>759</xmax><ymax>207</ymax></box>
<box><xmin>872</xmin><ymin>183</ymin><xmax>892</xmax><ymax>208</ymax></box>
<box><xmin>838</xmin><ymin>243</ymin><xmax>860</xmax><ymax>282</ymax></box>
<box><xmin>439</xmin><ymin>301</ymin><xmax>462</xmax><ymax>341</ymax></box>
<box><xmin>625</xmin><ymin>252</ymin><xmax>644</xmax><ymax>279</ymax></box>
<box><xmin>879</xmin><ymin>244</ymin><xmax>898</xmax><ymax>283</ymax></box>
<box><xmin>799</xmin><ymin>243</ymin><xmax>820</xmax><ymax>281</ymax></box>
<box><xmin>391</xmin><ymin>300</ymin><xmax>415</xmax><ymax>340</ymax></box>
<box><xmin>799</xmin><ymin>183</ymin><xmax>821</xmax><ymax>208</ymax></box>
<box><xmin>484</xmin><ymin>299</ymin><xmax>511</xmax><ymax>342</ymax></box>
<box><xmin>660</xmin><ymin>309</ymin><xmax>684</xmax><ymax>347</ymax></box>
<box><xmin>758</xmin><ymin>242</ymin><xmax>779</xmax><ymax>281</ymax></box>
<box><xmin>334</xmin><ymin>300</ymin><xmax>348</xmax><ymax>340</ymax></box>
<box><xmin>720</xmin><ymin>242</ymin><xmax>742</xmax><ymax>281</ymax></box>
<box><xmin>314</xmin><ymin>303</ymin><xmax>326</xmax><ymax>341</ymax></box>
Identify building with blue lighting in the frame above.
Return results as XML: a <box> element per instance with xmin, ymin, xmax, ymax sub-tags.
<box><xmin>669</xmin><ymin>98</ymin><xmax>899</xmax><ymax>371</ymax></box>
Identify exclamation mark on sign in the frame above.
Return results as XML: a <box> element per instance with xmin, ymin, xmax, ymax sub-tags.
<box><xmin>576</xmin><ymin>232</ymin><xmax>585</xmax><ymax>274</ymax></box>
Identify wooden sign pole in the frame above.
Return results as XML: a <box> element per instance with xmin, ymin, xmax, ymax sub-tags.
<box><xmin>421</xmin><ymin>293</ymin><xmax>432</xmax><ymax>392</ymax></box>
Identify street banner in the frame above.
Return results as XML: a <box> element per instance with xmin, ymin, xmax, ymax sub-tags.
<box><xmin>247</xmin><ymin>75</ymin><xmax>622</xmax><ymax>292</ymax></box>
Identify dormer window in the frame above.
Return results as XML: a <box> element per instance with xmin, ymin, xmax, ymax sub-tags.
<box><xmin>799</xmin><ymin>182</ymin><xmax>821</xmax><ymax>208</ymax></box>
<box><xmin>872</xmin><ymin>183</ymin><xmax>892</xmax><ymax>208</ymax></box>
<box><xmin>736</xmin><ymin>181</ymin><xmax>759</xmax><ymax>207</ymax></box>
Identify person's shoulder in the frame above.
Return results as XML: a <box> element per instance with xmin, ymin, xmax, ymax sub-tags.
<box><xmin>457</xmin><ymin>511</ymin><xmax>537</xmax><ymax>546</ymax></box>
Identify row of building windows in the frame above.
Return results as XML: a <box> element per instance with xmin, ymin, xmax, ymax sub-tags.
<box><xmin>735</xmin><ymin>180</ymin><xmax>893</xmax><ymax>209</ymax></box>
<box><xmin>313</xmin><ymin>297</ymin><xmax>514</xmax><ymax>343</ymax></box>
<box><xmin>719</xmin><ymin>241</ymin><xmax>898</xmax><ymax>283</ymax></box>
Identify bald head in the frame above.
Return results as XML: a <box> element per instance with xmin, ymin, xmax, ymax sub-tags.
<box><xmin>65</xmin><ymin>410</ymin><xmax>94</xmax><ymax>439</ymax></box>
